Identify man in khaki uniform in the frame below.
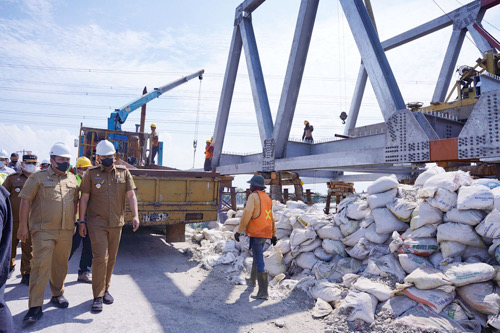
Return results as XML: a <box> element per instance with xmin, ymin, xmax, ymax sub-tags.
<box><xmin>17</xmin><ymin>143</ymin><xmax>79</xmax><ymax>323</ymax></box>
<box><xmin>79</xmin><ymin>140</ymin><xmax>139</xmax><ymax>312</ymax></box>
<box><xmin>2</xmin><ymin>154</ymin><xmax>38</xmax><ymax>285</ymax></box>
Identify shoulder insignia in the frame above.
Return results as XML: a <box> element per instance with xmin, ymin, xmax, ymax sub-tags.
<box><xmin>116</xmin><ymin>165</ymin><xmax>126</xmax><ymax>169</ymax></box>
<box><xmin>88</xmin><ymin>166</ymin><xmax>100</xmax><ymax>170</ymax></box>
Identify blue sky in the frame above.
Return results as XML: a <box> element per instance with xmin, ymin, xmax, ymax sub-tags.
<box><xmin>1</xmin><ymin>0</ymin><xmax>499</xmax><ymax>191</ymax></box>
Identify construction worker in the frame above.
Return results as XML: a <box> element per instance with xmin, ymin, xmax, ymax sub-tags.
<box><xmin>0</xmin><ymin>150</ymin><xmax>15</xmax><ymax>176</ymax></box>
<box><xmin>0</xmin><ymin>183</ymin><xmax>14</xmax><ymax>332</ymax></box>
<box><xmin>302</xmin><ymin>120</ymin><xmax>314</xmax><ymax>143</ymax></box>
<box><xmin>150</xmin><ymin>123</ymin><xmax>159</xmax><ymax>164</ymax></box>
<box><xmin>8</xmin><ymin>153</ymin><xmax>21</xmax><ymax>172</ymax></box>
<box><xmin>17</xmin><ymin>142</ymin><xmax>79</xmax><ymax>323</ymax></box>
<box><xmin>2</xmin><ymin>154</ymin><xmax>37</xmax><ymax>285</ymax></box>
<box><xmin>40</xmin><ymin>159</ymin><xmax>50</xmax><ymax>171</ymax></box>
<box><xmin>204</xmin><ymin>139</ymin><xmax>214</xmax><ymax>171</ymax></box>
<box><xmin>68</xmin><ymin>156</ymin><xmax>93</xmax><ymax>283</ymax></box>
<box><xmin>234</xmin><ymin>175</ymin><xmax>277</xmax><ymax>300</ymax></box>
<box><xmin>79</xmin><ymin>140</ymin><xmax>139</xmax><ymax>312</ymax></box>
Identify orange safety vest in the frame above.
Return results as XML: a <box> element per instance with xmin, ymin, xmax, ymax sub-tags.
<box><xmin>246</xmin><ymin>191</ymin><xmax>273</xmax><ymax>238</ymax></box>
<box><xmin>205</xmin><ymin>145</ymin><xmax>213</xmax><ymax>159</ymax></box>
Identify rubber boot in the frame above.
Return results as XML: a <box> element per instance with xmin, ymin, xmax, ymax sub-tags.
<box><xmin>246</xmin><ymin>262</ymin><xmax>257</xmax><ymax>287</ymax></box>
<box><xmin>251</xmin><ymin>272</ymin><xmax>269</xmax><ymax>300</ymax></box>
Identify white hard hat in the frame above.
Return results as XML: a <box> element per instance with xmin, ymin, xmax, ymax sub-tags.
<box><xmin>50</xmin><ymin>142</ymin><xmax>72</xmax><ymax>158</ymax></box>
<box><xmin>41</xmin><ymin>159</ymin><xmax>50</xmax><ymax>165</ymax></box>
<box><xmin>0</xmin><ymin>150</ymin><xmax>8</xmax><ymax>158</ymax></box>
<box><xmin>96</xmin><ymin>140</ymin><xmax>116</xmax><ymax>156</ymax></box>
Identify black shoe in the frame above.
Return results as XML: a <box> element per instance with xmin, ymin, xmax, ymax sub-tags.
<box><xmin>92</xmin><ymin>297</ymin><xmax>103</xmax><ymax>312</ymax></box>
<box><xmin>8</xmin><ymin>267</ymin><xmax>14</xmax><ymax>279</ymax></box>
<box><xmin>50</xmin><ymin>295</ymin><xmax>69</xmax><ymax>308</ymax></box>
<box><xmin>103</xmin><ymin>291</ymin><xmax>114</xmax><ymax>304</ymax></box>
<box><xmin>23</xmin><ymin>307</ymin><xmax>43</xmax><ymax>323</ymax></box>
<box><xmin>21</xmin><ymin>274</ymin><xmax>30</xmax><ymax>286</ymax></box>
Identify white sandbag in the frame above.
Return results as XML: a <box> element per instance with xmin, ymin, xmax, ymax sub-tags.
<box><xmin>437</xmin><ymin>223</ymin><xmax>485</xmax><ymax>248</ymax></box>
<box><xmin>297</xmin><ymin>215</ymin><xmax>328</xmax><ymax>229</ymax></box>
<box><xmin>457</xmin><ymin>281</ymin><xmax>500</xmax><ymax>315</ymax></box>
<box><xmin>401</xmin><ymin>224</ymin><xmax>437</xmax><ymax>239</ymax></box>
<box><xmin>404</xmin><ymin>265</ymin><xmax>452</xmax><ymax>290</ymax></box>
<box><xmin>276</xmin><ymin>228</ymin><xmax>292</xmax><ymax>239</ymax></box>
<box><xmin>298</xmin><ymin>237</ymin><xmax>322</xmax><ymax>253</ymax></box>
<box><xmin>440</xmin><ymin>241</ymin><xmax>466</xmax><ymax>258</ymax></box>
<box><xmin>380</xmin><ymin>296</ymin><xmax>417</xmax><ymax>316</ymax></box>
<box><xmin>346</xmin><ymin>239</ymin><xmax>371</xmax><ymax>260</ymax></box>
<box><xmin>415</xmin><ymin>165</ymin><xmax>446</xmax><ymax>187</ymax></box>
<box><xmin>441</xmin><ymin>302</ymin><xmax>470</xmax><ymax>322</ymax></box>
<box><xmin>410</xmin><ymin>202</ymin><xmax>443</xmax><ymax>230</ymax></box>
<box><xmin>400</xmin><ymin>287</ymin><xmax>455</xmax><ymax>313</ymax></box>
<box><xmin>276</xmin><ymin>215</ymin><xmax>292</xmax><ymax>230</ymax></box>
<box><xmin>264</xmin><ymin>249</ymin><xmax>287</xmax><ymax>277</ymax></box>
<box><xmin>286</xmin><ymin>200</ymin><xmax>308</xmax><ymax>210</ymax></box>
<box><xmin>314</xmin><ymin>261</ymin><xmax>337</xmax><ymax>280</ymax></box>
<box><xmin>275</xmin><ymin>238</ymin><xmax>291</xmax><ymax>254</ymax></box>
<box><xmin>375</xmin><ymin>254</ymin><xmax>407</xmax><ymax>282</ymax></box>
<box><xmin>312</xmin><ymin>298</ymin><xmax>333</xmax><ymax>318</ymax></box>
<box><xmin>366</xmin><ymin>188</ymin><xmax>397</xmax><ymax>209</ymax></box>
<box><xmin>339</xmin><ymin>220</ymin><xmax>359</xmax><ymax>237</ymax></box>
<box><xmin>295</xmin><ymin>252</ymin><xmax>319</xmax><ymax>270</ymax></box>
<box><xmin>443</xmin><ymin>208</ymin><xmax>485</xmax><ymax>226</ymax></box>
<box><xmin>372</xmin><ymin>208</ymin><xmax>408</xmax><ymax>234</ymax></box>
<box><xmin>398</xmin><ymin>253</ymin><xmax>432</xmax><ymax>274</ymax></box>
<box><xmin>283</xmin><ymin>251</ymin><xmax>293</xmax><ymax>266</ymax></box>
<box><xmin>457</xmin><ymin>185</ymin><xmax>494</xmax><ymax>211</ymax></box>
<box><xmin>224</xmin><ymin>217</ymin><xmax>240</xmax><ymax>226</ymax></box>
<box><xmin>427</xmin><ymin>188</ymin><xmax>457</xmax><ymax>212</ymax></box>
<box><xmin>335</xmin><ymin>257</ymin><xmax>363</xmax><ymax>275</ymax></box>
<box><xmin>346</xmin><ymin>200</ymin><xmax>370</xmax><ymax>220</ymax></box>
<box><xmin>494</xmin><ymin>187</ymin><xmax>500</xmax><ymax>211</ymax></box>
<box><xmin>367</xmin><ymin>174</ymin><xmax>399</xmax><ymax>195</ymax></box>
<box><xmin>364</xmin><ymin>223</ymin><xmax>390</xmax><ymax>244</ymax></box>
<box><xmin>322</xmin><ymin>239</ymin><xmax>346</xmax><ymax>256</ymax></box>
<box><xmin>473</xmin><ymin>178</ymin><xmax>500</xmax><ymax>189</ymax></box>
<box><xmin>337</xmin><ymin>290</ymin><xmax>378</xmax><ymax>323</ymax></box>
<box><xmin>463</xmin><ymin>246</ymin><xmax>491</xmax><ymax>262</ymax></box>
<box><xmin>400</xmin><ymin>237</ymin><xmax>439</xmax><ymax>257</ymax></box>
<box><xmin>309</xmin><ymin>280</ymin><xmax>343</xmax><ymax>303</ymax></box>
<box><xmin>342</xmin><ymin>227</ymin><xmax>367</xmax><ymax>247</ymax></box>
<box><xmin>475</xmin><ymin>210</ymin><xmax>500</xmax><ymax>238</ymax></box>
<box><xmin>444</xmin><ymin>262</ymin><xmax>496</xmax><ymax>286</ymax></box>
<box><xmin>316</xmin><ymin>225</ymin><xmax>343</xmax><ymax>240</ymax></box>
<box><xmin>387</xmin><ymin>198</ymin><xmax>417</xmax><ymax>221</ymax></box>
<box><xmin>396</xmin><ymin>304</ymin><xmax>469</xmax><ymax>332</ymax></box>
<box><xmin>422</xmin><ymin>170</ymin><xmax>472</xmax><ymax>195</ymax></box>
<box><xmin>352</xmin><ymin>277</ymin><xmax>393</xmax><ymax>301</ymax></box>
<box><xmin>313</xmin><ymin>247</ymin><xmax>333</xmax><ymax>261</ymax></box>
<box><xmin>289</xmin><ymin>228</ymin><xmax>317</xmax><ymax>247</ymax></box>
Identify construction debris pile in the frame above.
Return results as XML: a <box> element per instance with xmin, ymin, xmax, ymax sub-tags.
<box><xmin>188</xmin><ymin>167</ymin><xmax>500</xmax><ymax>332</ymax></box>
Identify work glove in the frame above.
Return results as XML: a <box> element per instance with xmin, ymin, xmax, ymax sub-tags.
<box><xmin>271</xmin><ymin>236</ymin><xmax>277</xmax><ymax>246</ymax></box>
<box><xmin>234</xmin><ymin>232</ymin><xmax>240</xmax><ymax>242</ymax></box>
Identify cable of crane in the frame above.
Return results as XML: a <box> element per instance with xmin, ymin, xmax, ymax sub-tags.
<box><xmin>192</xmin><ymin>74</ymin><xmax>203</xmax><ymax>168</ymax></box>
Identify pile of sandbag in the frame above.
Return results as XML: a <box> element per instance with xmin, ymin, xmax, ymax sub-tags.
<box><xmin>189</xmin><ymin>168</ymin><xmax>500</xmax><ymax>332</ymax></box>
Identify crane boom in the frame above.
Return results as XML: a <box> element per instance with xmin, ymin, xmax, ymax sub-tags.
<box><xmin>108</xmin><ymin>69</ymin><xmax>204</xmax><ymax>130</ymax></box>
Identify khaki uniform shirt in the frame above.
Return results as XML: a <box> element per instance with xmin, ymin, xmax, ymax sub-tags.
<box><xmin>2</xmin><ymin>170</ymin><xmax>31</xmax><ymax>222</ymax></box>
<box><xmin>18</xmin><ymin>167</ymin><xmax>79</xmax><ymax>231</ymax></box>
<box><xmin>80</xmin><ymin>165</ymin><xmax>136</xmax><ymax>228</ymax></box>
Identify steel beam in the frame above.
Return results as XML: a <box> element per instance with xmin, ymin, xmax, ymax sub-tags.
<box><xmin>212</xmin><ymin>25</ymin><xmax>243</xmax><ymax>167</ymax></box>
<box><xmin>432</xmin><ymin>28</ymin><xmax>466</xmax><ymax>103</ymax></box>
<box><xmin>340</xmin><ymin>0</ymin><xmax>406</xmax><ymax>121</ymax></box>
<box><xmin>344</xmin><ymin>63</ymin><xmax>368</xmax><ymax>134</ymax></box>
<box><xmin>273</xmin><ymin>0</ymin><xmax>319</xmax><ymax>158</ymax></box>
<box><xmin>239</xmin><ymin>16</ymin><xmax>274</xmax><ymax>145</ymax></box>
<box><xmin>468</xmin><ymin>23</ymin><xmax>496</xmax><ymax>53</ymax></box>
<box><xmin>240</xmin><ymin>0</ymin><xmax>265</xmax><ymax>13</ymax></box>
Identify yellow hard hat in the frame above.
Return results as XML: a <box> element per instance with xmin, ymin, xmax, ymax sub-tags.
<box><xmin>206</xmin><ymin>140</ymin><xmax>211</xmax><ymax>143</ymax></box>
<box><xmin>304</xmin><ymin>120</ymin><xmax>309</xmax><ymax>124</ymax></box>
<box><xmin>150</xmin><ymin>123</ymin><xmax>156</xmax><ymax>128</ymax></box>
<box><xmin>76</xmin><ymin>156</ymin><xmax>92</xmax><ymax>168</ymax></box>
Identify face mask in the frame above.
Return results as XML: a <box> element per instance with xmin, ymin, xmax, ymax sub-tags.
<box><xmin>23</xmin><ymin>164</ymin><xmax>36</xmax><ymax>173</ymax></box>
<box><xmin>55</xmin><ymin>161</ymin><xmax>70</xmax><ymax>172</ymax></box>
<box><xmin>101</xmin><ymin>158</ymin><xmax>114</xmax><ymax>167</ymax></box>
<box><xmin>0</xmin><ymin>161</ymin><xmax>4</xmax><ymax>168</ymax></box>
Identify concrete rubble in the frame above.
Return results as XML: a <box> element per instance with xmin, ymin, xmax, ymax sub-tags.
<box><xmin>188</xmin><ymin>167</ymin><xmax>500</xmax><ymax>332</ymax></box>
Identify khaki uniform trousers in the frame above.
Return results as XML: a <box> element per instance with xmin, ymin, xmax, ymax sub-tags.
<box><xmin>29</xmin><ymin>229</ymin><xmax>72</xmax><ymax>308</ymax></box>
<box><xmin>11</xmin><ymin>219</ymin><xmax>33</xmax><ymax>275</ymax></box>
<box><xmin>87</xmin><ymin>225</ymin><xmax>122</xmax><ymax>298</ymax></box>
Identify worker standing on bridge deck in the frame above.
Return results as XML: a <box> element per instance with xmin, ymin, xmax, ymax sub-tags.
<box><xmin>18</xmin><ymin>143</ymin><xmax>79</xmax><ymax>323</ymax></box>
<box><xmin>234</xmin><ymin>175</ymin><xmax>277</xmax><ymax>300</ymax></box>
<box><xmin>78</xmin><ymin>140</ymin><xmax>139</xmax><ymax>312</ymax></box>
<box><xmin>204</xmin><ymin>139</ymin><xmax>214</xmax><ymax>171</ymax></box>
<box><xmin>302</xmin><ymin>120</ymin><xmax>314</xmax><ymax>143</ymax></box>
<box><xmin>150</xmin><ymin>123</ymin><xmax>159</xmax><ymax>164</ymax></box>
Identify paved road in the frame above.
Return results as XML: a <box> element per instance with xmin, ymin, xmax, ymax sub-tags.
<box><xmin>5</xmin><ymin>227</ymin><xmax>324</xmax><ymax>332</ymax></box>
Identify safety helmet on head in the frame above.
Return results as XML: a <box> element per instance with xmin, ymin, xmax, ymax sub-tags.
<box><xmin>41</xmin><ymin>159</ymin><xmax>50</xmax><ymax>165</ymax></box>
<box><xmin>206</xmin><ymin>140</ymin><xmax>211</xmax><ymax>144</ymax></box>
<box><xmin>96</xmin><ymin>140</ymin><xmax>116</xmax><ymax>156</ymax></box>
<box><xmin>0</xmin><ymin>150</ymin><xmax>8</xmax><ymax>159</ymax></box>
<box><xmin>304</xmin><ymin>120</ymin><xmax>309</xmax><ymax>125</ymax></box>
<box><xmin>76</xmin><ymin>156</ymin><xmax>92</xmax><ymax>168</ymax></box>
<box><xmin>247</xmin><ymin>175</ymin><xmax>265</xmax><ymax>187</ymax></box>
<box><xmin>50</xmin><ymin>142</ymin><xmax>72</xmax><ymax>158</ymax></box>
<box><xmin>150</xmin><ymin>123</ymin><xmax>156</xmax><ymax>128</ymax></box>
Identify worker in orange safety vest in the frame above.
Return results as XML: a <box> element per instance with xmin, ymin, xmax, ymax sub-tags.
<box><xmin>203</xmin><ymin>139</ymin><xmax>214</xmax><ymax>171</ymax></box>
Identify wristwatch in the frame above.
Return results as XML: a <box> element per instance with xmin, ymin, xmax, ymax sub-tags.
<box><xmin>77</xmin><ymin>220</ymin><xmax>87</xmax><ymax>225</ymax></box>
